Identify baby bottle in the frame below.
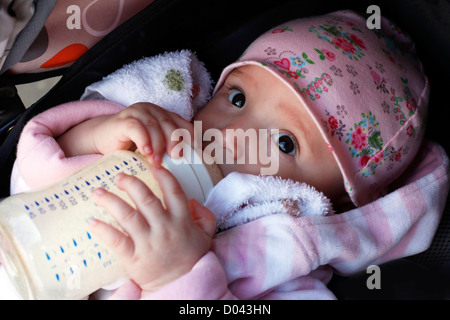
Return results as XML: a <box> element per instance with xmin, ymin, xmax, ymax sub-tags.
<box><xmin>0</xmin><ymin>144</ymin><xmax>222</xmax><ymax>300</ymax></box>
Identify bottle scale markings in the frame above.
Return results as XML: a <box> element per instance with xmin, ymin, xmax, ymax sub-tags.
<box><xmin>44</xmin><ymin>230</ymin><xmax>109</xmax><ymax>283</ymax></box>
<box><xmin>23</xmin><ymin>156</ymin><xmax>143</xmax><ymax>216</ymax></box>
<box><xmin>18</xmin><ymin>155</ymin><xmax>145</xmax><ymax>283</ymax></box>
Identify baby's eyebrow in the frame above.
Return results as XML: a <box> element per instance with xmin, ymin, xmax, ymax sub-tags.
<box><xmin>226</xmin><ymin>67</ymin><xmax>258</xmax><ymax>89</ymax></box>
<box><xmin>227</xmin><ymin>68</ymin><xmax>246</xmax><ymax>81</ymax></box>
<box><xmin>229</xmin><ymin>68</ymin><xmax>244</xmax><ymax>76</ymax></box>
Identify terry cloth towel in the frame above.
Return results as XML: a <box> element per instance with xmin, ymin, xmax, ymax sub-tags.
<box><xmin>205</xmin><ymin>172</ymin><xmax>333</xmax><ymax>231</ymax></box>
<box><xmin>81</xmin><ymin>50</ymin><xmax>213</xmax><ymax>120</ymax></box>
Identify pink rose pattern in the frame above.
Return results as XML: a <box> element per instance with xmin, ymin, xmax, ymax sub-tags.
<box><xmin>256</xmin><ymin>13</ymin><xmax>424</xmax><ymax>197</ymax></box>
<box><xmin>309</xmin><ymin>23</ymin><xmax>366</xmax><ymax>61</ymax></box>
<box><xmin>344</xmin><ymin>112</ymin><xmax>387</xmax><ymax>177</ymax></box>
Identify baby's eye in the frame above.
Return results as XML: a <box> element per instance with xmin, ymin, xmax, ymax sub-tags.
<box><xmin>272</xmin><ymin>132</ymin><xmax>297</xmax><ymax>156</ymax></box>
<box><xmin>228</xmin><ymin>89</ymin><xmax>246</xmax><ymax>108</ymax></box>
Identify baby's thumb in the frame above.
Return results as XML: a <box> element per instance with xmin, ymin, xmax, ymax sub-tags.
<box><xmin>189</xmin><ymin>199</ymin><xmax>216</xmax><ymax>237</ymax></box>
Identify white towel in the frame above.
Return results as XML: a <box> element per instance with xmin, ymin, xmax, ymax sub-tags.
<box><xmin>205</xmin><ymin>172</ymin><xmax>333</xmax><ymax>231</ymax></box>
<box><xmin>81</xmin><ymin>50</ymin><xmax>213</xmax><ymax>120</ymax></box>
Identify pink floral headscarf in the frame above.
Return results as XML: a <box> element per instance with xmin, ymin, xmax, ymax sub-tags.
<box><xmin>214</xmin><ymin>10</ymin><xmax>429</xmax><ymax>206</ymax></box>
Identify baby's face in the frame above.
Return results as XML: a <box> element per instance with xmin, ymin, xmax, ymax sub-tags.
<box><xmin>194</xmin><ymin>65</ymin><xmax>345</xmax><ymax>202</ymax></box>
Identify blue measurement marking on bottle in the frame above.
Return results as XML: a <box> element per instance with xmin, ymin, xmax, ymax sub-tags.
<box><xmin>60</xmin><ymin>246</ymin><xmax>64</xmax><ymax>253</ymax></box>
<box><xmin>64</xmin><ymin>190</ymin><xmax>69</xmax><ymax>195</ymax></box>
<box><xmin>96</xmin><ymin>175</ymin><xmax>101</xmax><ymax>180</ymax></box>
<box><xmin>123</xmin><ymin>161</ymin><xmax>128</xmax><ymax>165</ymax></box>
<box><xmin>54</xmin><ymin>194</ymin><xmax>59</xmax><ymax>199</ymax></box>
<box><xmin>56</xmin><ymin>274</ymin><xmax>60</xmax><ymax>281</ymax></box>
<box><xmin>85</xmin><ymin>180</ymin><xmax>90</xmax><ymax>186</ymax></box>
<box><xmin>83</xmin><ymin>259</ymin><xmax>87</xmax><ymax>267</ymax></box>
<box><xmin>105</xmin><ymin>170</ymin><xmax>110</xmax><ymax>175</ymax></box>
<box><xmin>35</xmin><ymin>201</ymin><xmax>40</xmax><ymax>206</ymax></box>
<box><xmin>87</xmin><ymin>232</ymin><xmax>92</xmax><ymax>240</ymax></box>
<box><xmin>75</xmin><ymin>185</ymin><xmax>80</xmax><ymax>191</ymax></box>
<box><xmin>46</xmin><ymin>252</ymin><xmax>51</xmax><ymax>260</ymax></box>
<box><xmin>73</xmin><ymin>239</ymin><xmax>77</xmax><ymax>247</ymax></box>
<box><xmin>25</xmin><ymin>205</ymin><xmax>29</xmax><ymax>210</ymax></box>
<box><xmin>115</xmin><ymin>165</ymin><xmax>120</xmax><ymax>170</ymax></box>
<box><xmin>98</xmin><ymin>252</ymin><xmax>102</xmax><ymax>260</ymax></box>
<box><xmin>45</xmin><ymin>197</ymin><xmax>50</xmax><ymax>203</ymax></box>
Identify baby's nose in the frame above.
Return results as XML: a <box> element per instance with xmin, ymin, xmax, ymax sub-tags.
<box><xmin>220</xmin><ymin>123</ymin><xmax>258</xmax><ymax>164</ymax></box>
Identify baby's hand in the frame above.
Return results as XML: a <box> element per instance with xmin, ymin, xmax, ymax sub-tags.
<box><xmin>58</xmin><ymin>102</ymin><xmax>194</xmax><ymax>164</ymax></box>
<box><xmin>94</xmin><ymin>103</ymin><xmax>194</xmax><ymax>163</ymax></box>
<box><xmin>90</xmin><ymin>167</ymin><xmax>216</xmax><ymax>295</ymax></box>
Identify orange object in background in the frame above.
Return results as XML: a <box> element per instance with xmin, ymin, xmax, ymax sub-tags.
<box><xmin>9</xmin><ymin>0</ymin><xmax>154</xmax><ymax>74</ymax></box>
<box><xmin>40</xmin><ymin>43</ymin><xmax>89</xmax><ymax>69</ymax></box>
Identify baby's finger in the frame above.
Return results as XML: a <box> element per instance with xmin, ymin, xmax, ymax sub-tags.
<box><xmin>165</xmin><ymin>114</ymin><xmax>195</xmax><ymax>158</ymax></box>
<box><xmin>145</xmin><ymin>109</ymin><xmax>180</xmax><ymax>159</ymax></box>
<box><xmin>89</xmin><ymin>218</ymin><xmax>134</xmax><ymax>261</ymax></box>
<box><xmin>151</xmin><ymin>165</ymin><xmax>189</xmax><ymax>219</ymax></box>
<box><xmin>114</xmin><ymin>173</ymin><xmax>168</xmax><ymax>226</ymax></box>
<box><xmin>143</xmin><ymin>123</ymin><xmax>165</xmax><ymax>164</ymax></box>
<box><xmin>117</xmin><ymin>118</ymin><xmax>153</xmax><ymax>156</ymax></box>
<box><xmin>92</xmin><ymin>186</ymin><xmax>150</xmax><ymax>243</ymax></box>
<box><xmin>189</xmin><ymin>199</ymin><xmax>217</xmax><ymax>238</ymax></box>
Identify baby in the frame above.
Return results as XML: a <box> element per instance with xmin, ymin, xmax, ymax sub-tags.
<box><xmin>8</xmin><ymin>10</ymin><xmax>449</xmax><ymax>299</ymax></box>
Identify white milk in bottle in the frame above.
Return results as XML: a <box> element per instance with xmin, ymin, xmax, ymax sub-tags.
<box><xmin>0</xmin><ymin>145</ymin><xmax>222</xmax><ymax>299</ymax></box>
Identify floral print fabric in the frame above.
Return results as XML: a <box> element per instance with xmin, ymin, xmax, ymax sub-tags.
<box><xmin>214</xmin><ymin>10</ymin><xmax>429</xmax><ymax>206</ymax></box>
